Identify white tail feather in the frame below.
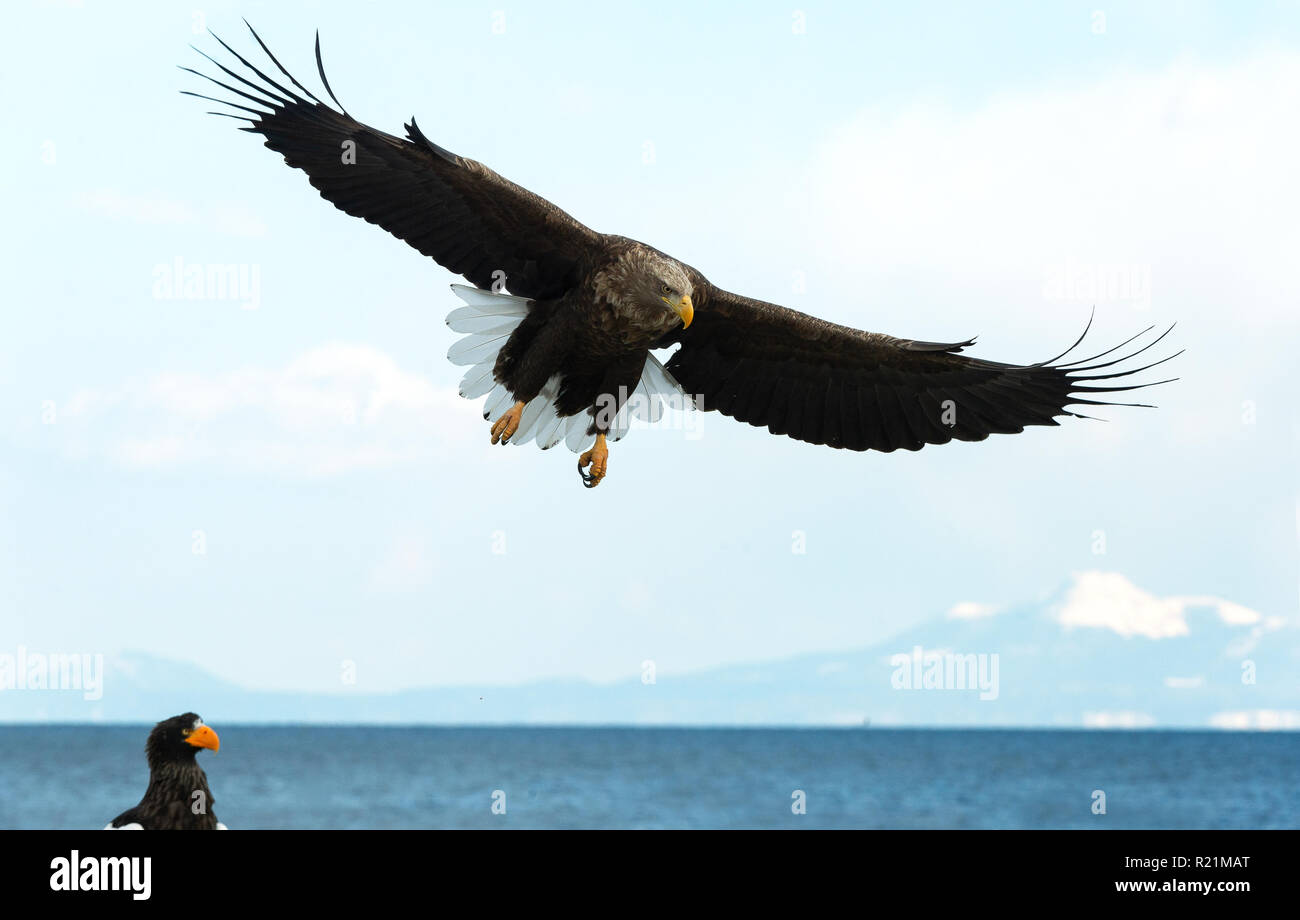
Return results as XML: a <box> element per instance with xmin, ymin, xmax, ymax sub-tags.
<box><xmin>446</xmin><ymin>311</ymin><xmax>526</xmax><ymax>336</ymax></box>
<box><xmin>564</xmin><ymin>411</ymin><xmax>593</xmax><ymax>452</ymax></box>
<box><xmin>484</xmin><ymin>384</ymin><xmax>513</xmax><ymax>420</ymax></box>
<box><xmin>513</xmin><ymin>375</ymin><xmax>562</xmax><ymax>445</ymax></box>
<box><xmin>447</xmin><ymin>284</ymin><xmax>531</xmax><ymax>314</ymax></box>
<box><xmin>536</xmin><ymin>409</ymin><xmax>568</xmax><ymax>450</ymax></box>
<box><xmin>447</xmin><ymin>334</ymin><xmax>511</xmax><ymax>366</ymax></box>
<box><xmin>446</xmin><ymin>285</ymin><xmax>688</xmax><ymax>453</ymax></box>
<box><xmin>459</xmin><ymin>362</ymin><xmax>497</xmax><ymax>399</ymax></box>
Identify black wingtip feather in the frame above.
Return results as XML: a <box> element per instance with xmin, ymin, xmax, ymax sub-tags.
<box><xmin>179</xmin><ymin>87</ymin><xmax>270</xmax><ymax>118</ymax></box>
<box><xmin>203</xmin><ymin>29</ymin><xmax>303</xmax><ymax>108</ymax></box>
<box><xmin>1070</xmin><ymin>348</ymin><xmax>1184</xmax><ymax>382</ymax></box>
<box><xmin>243</xmin><ymin>20</ymin><xmax>325</xmax><ymax>106</ymax></box>
<box><xmin>406</xmin><ymin>117</ymin><xmax>461</xmax><ymax>164</ymax></box>
<box><xmin>1037</xmin><ymin>306</ymin><xmax>1096</xmax><ymax>367</ymax></box>
<box><xmin>179</xmin><ymin>63</ymin><xmax>283</xmax><ymax>114</ymax></box>
<box><xmin>1054</xmin><ymin>322</ymin><xmax>1155</xmax><ymax>370</ymax></box>
<box><xmin>314</xmin><ymin>31</ymin><xmax>348</xmax><ymax>114</ymax></box>
<box><xmin>1066</xmin><ymin>323</ymin><xmax>1177</xmax><ymax>374</ymax></box>
<box><xmin>1072</xmin><ymin>375</ymin><xmax>1179</xmax><ymax>394</ymax></box>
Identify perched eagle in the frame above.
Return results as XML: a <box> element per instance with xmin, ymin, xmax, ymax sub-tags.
<box><xmin>185</xmin><ymin>25</ymin><xmax>1177</xmax><ymax>487</ymax></box>
<box><xmin>105</xmin><ymin>713</ymin><xmax>227</xmax><ymax>830</ymax></box>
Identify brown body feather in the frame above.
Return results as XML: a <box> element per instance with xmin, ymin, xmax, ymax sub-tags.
<box><xmin>110</xmin><ymin>761</ymin><xmax>220</xmax><ymax>831</ymax></box>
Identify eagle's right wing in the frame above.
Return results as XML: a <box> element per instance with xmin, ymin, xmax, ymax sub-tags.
<box><xmin>659</xmin><ymin>278</ymin><xmax>1180</xmax><ymax>452</ymax></box>
<box><xmin>185</xmin><ymin>24</ymin><xmax>600</xmax><ymax>300</ymax></box>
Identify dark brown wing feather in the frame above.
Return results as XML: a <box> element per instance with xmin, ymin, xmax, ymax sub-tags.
<box><xmin>183</xmin><ymin>24</ymin><xmax>599</xmax><ymax>299</ymax></box>
<box><xmin>662</xmin><ymin>280</ymin><xmax>1179</xmax><ymax>452</ymax></box>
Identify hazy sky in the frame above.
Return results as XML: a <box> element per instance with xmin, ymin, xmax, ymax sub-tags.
<box><xmin>2</xmin><ymin>1</ymin><xmax>1297</xmax><ymax>698</ymax></box>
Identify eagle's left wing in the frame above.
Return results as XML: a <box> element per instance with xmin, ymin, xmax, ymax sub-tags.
<box><xmin>660</xmin><ymin>281</ymin><xmax>1179</xmax><ymax>452</ymax></box>
<box><xmin>183</xmin><ymin>24</ymin><xmax>601</xmax><ymax>301</ymax></box>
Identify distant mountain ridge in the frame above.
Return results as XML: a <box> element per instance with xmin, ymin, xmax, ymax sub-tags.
<box><xmin>2</xmin><ymin>572</ymin><xmax>1296</xmax><ymax>727</ymax></box>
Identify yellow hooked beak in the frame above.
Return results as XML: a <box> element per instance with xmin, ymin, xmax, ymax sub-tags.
<box><xmin>669</xmin><ymin>293</ymin><xmax>694</xmax><ymax>329</ymax></box>
<box><xmin>184</xmin><ymin>724</ymin><xmax>220</xmax><ymax>752</ymax></box>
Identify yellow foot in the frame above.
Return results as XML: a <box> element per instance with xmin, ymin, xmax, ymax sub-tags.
<box><xmin>578</xmin><ymin>434</ymin><xmax>609</xmax><ymax>488</ymax></box>
<box><xmin>491</xmin><ymin>401</ymin><xmax>526</xmax><ymax>445</ymax></box>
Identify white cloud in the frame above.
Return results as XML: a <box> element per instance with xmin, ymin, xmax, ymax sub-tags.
<box><xmin>1163</xmin><ymin>676</ymin><xmax>1205</xmax><ymax>689</ymax></box>
<box><xmin>1209</xmin><ymin>710</ymin><xmax>1300</xmax><ymax>731</ymax></box>
<box><xmin>1055</xmin><ymin>571</ymin><xmax>1269</xmax><ymax>639</ymax></box>
<box><xmin>1224</xmin><ymin>615</ymin><xmax>1291</xmax><ymax>659</ymax></box>
<box><xmin>60</xmin><ymin>344</ymin><xmax>482</xmax><ymax>476</ymax></box>
<box><xmin>1211</xmin><ymin>600</ymin><xmax>1264</xmax><ymax>626</ymax></box>
<box><xmin>1083</xmin><ymin>710</ymin><xmax>1156</xmax><ymax>729</ymax></box>
<box><xmin>947</xmin><ymin>601</ymin><xmax>999</xmax><ymax>620</ymax></box>
<box><xmin>809</xmin><ymin>51</ymin><xmax>1300</xmax><ymax>321</ymax></box>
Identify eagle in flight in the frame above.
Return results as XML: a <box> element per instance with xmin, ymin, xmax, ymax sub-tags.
<box><xmin>185</xmin><ymin>25</ymin><xmax>1178</xmax><ymax>487</ymax></box>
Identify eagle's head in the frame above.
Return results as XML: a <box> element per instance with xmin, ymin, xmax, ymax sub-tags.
<box><xmin>645</xmin><ymin>256</ymin><xmax>694</xmax><ymax>330</ymax></box>
<box><xmin>145</xmin><ymin>712</ymin><xmax>220</xmax><ymax>768</ymax></box>
<box><xmin>607</xmin><ymin>247</ymin><xmax>694</xmax><ymax>333</ymax></box>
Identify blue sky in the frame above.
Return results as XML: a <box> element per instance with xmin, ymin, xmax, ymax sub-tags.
<box><xmin>1</xmin><ymin>1</ymin><xmax>1297</xmax><ymax>704</ymax></box>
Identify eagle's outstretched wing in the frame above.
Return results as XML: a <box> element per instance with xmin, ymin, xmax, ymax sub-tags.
<box><xmin>661</xmin><ymin>281</ymin><xmax>1180</xmax><ymax>452</ymax></box>
<box><xmin>183</xmin><ymin>23</ymin><xmax>599</xmax><ymax>300</ymax></box>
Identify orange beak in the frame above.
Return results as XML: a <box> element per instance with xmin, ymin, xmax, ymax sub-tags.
<box><xmin>185</xmin><ymin>724</ymin><xmax>220</xmax><ymax>752</ymax></box>
<box><xmin>676</xmin><ymin>294</ymin><xmax>694</xmax><ymax>329</ymax></box>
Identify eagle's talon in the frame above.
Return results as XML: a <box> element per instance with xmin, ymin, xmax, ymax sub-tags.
<box><xmin>577</xmin><ymin>434</ymin><xmax>609</xmax><ymax>488</ymax></box>
<box><xmin>491</xmin><ymin>401</ymin><xmax>526</xmax><ymax>445</ymax></box>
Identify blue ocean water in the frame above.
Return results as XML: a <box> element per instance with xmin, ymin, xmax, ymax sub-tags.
<box><xmin>0</xmin><ymin>726</ymin><xmax>1294</xmax><ymax>829</ymax></box>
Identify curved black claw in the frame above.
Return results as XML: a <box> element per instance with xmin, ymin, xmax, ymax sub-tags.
<box><xmin>577</xmin><ymin>436</ymin><xmax>608</xmax><ymax>488</ymax></box>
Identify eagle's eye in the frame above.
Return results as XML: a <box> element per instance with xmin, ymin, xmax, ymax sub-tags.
<box><xmin>661</xmin><ymin>284</ymin><xmax>673</xmax><ymax>296</ymax></box>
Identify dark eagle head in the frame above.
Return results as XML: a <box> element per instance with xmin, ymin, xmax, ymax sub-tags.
<box><xmin>145</xmin><ymin>712</ymin><xmax>220</xmax><ymax>768</ymax></box>
<box><xmin>643</xmin><ymin>256</ymin><xmax>694</xmax><ymax>330</ymax></box>
<box><xmin>602</xmin><ymin>246</ymin><xmax>694</xmax><ymax>334</ymax></box>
